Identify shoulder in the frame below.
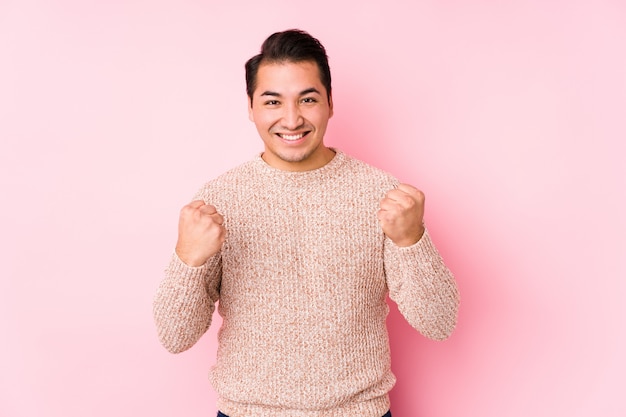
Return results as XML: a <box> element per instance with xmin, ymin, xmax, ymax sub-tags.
<box><xmin>193</xmin><ymin>157</ymin><xmax>261</xmax><ymax>202</ymax></box>
<box><xmin>335</xmin><ymin>150</ymin><xmax>399</xmax><ymax>189</ymax></box>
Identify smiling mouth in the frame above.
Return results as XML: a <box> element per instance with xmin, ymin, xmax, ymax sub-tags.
<box><xmin>277</xmin><ymin>132</ymin><xmax>309</xmax><ymax>141</ymax></box>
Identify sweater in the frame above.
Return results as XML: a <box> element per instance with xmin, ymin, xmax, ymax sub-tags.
<box><xmin>153</xmin><ymin>149</ymin><xmax>459</xmax><ymax>417</ymax></box>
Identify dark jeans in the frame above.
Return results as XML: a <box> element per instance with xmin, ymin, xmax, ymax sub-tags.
<box><xmin>218</xmin><ymin>411</ymin><xmax>392</xmax><ymax>417</ymax></box>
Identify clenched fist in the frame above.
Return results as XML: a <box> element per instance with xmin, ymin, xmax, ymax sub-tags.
<box><xmin>377</xmin><ymin>183</ymin><xmax>426</xmax><ymax>247</ymax></box>
<box><xmin>175</xmin><ymin>200</ymin><xmax>226</xmax><ymax>267</ymax></box>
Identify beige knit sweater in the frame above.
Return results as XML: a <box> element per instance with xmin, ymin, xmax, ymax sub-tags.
<box><xmin>153</xmin><ymin>149</ymin><xmax>459</xmax><ymax>417</ymax></box>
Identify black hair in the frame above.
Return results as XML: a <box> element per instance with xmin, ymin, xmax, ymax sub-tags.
<box><xmin>245</xmin><ymin>29</ymin><xmax>332</xmax><ymax>104</ymax></box>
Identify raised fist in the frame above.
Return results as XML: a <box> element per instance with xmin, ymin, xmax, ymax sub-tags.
<box><xmin>175</xmin><ymin>200</ymin><xmax>226</xmax><ymax>267</ymax></box>
<box><xmin>377</xmin><ymin>183</ymin><xmax>426</xmax><ymax>247</ymax></box>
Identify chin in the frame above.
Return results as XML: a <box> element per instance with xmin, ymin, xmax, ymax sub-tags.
<box><xmin>278</xmin><ymin>151</ymin><xmax>311</xmax><ymax>164</ymax></box>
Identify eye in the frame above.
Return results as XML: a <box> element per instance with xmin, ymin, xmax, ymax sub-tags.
<box><xmin>264</xmin><ymin>100</ymin><xmax>280</xmax><ymax>106</ymax></box>
<box><xmin>301</xmin><ymin>97</ymin><xmax>317</xmax><ymax>104</ymax></box>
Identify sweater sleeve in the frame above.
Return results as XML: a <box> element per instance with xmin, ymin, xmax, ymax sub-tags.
<box><xmin>384</xmin><ymin>229</ymin><xmax>459</xmax><ymax>341</ymax></box>
<box><xmin>153</xmin><ymin>251</ymin><xmax>222</xmax><ymax>353</ymax></box>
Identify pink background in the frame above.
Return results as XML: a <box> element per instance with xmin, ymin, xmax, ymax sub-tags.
<box><xmin>1</xmin><ymin>1</ymin><xmax>625</xmax><ymax>416</ymax></box>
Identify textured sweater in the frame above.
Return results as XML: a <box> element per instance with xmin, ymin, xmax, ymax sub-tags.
<box><xmin>153</xmin><ymin>149</ymin><xmax>459</xmax><ymax>417</ymax></box>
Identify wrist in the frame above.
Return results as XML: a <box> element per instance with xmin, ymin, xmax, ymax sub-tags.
<box><xmin>175</xmin><ymin>247</ymin><xmax>208</xmax><ymax>267</ymax></box>
<box><xmin>393</xmin><ymin>224</ymin><xmax>425</xmax><ymax>247</ymax></box>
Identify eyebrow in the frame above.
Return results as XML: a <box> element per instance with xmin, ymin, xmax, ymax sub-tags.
<box><xmin>260</xmin><ymin>87</ymin><xmax>322</xmax><ymax>97</ymax></box>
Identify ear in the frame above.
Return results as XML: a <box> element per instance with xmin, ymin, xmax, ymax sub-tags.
<box><xmin>247</xmin><ymin>96</ymin><xmax>254</xmax><ymax>122</ymax></box>
<box><xmin>328</xmin><ymin>93</ymin><xmax>334</xmax><ymax>118</ymax></box>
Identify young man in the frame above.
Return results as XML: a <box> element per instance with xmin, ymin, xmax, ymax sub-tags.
<box><xmin>153</xmin><ymin>29</ymin><xmax>459</xmax><ymax>417</ymax></box>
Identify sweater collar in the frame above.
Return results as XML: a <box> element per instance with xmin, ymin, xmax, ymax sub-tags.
<box><xmin>253</xmin><ymin>148</ymin><xmax>347</xmax><ymax>179</ymax></box>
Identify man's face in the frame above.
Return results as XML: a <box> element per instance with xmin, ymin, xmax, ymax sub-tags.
<box><xmin>248</xmin><ymin>60</ymin><xmax>334</xmax><ymax>172</ymax></box>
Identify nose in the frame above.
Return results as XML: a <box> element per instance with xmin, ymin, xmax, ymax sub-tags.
<box><xmin>281</xmin><ymin>103</ymin><xmax>304</xmax><ymax>130</ymax></box>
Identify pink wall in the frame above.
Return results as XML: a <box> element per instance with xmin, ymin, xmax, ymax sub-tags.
<box><xmin>1</xmin><ymin>1</ymin><xmax>625</xmax><ymax>416</ymax></box>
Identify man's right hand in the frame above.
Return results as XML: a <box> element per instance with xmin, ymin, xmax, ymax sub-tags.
<box><xmin>175</xmin><ymin>200</ymin><xmax>226</xmax><ymax>267</ymax></box>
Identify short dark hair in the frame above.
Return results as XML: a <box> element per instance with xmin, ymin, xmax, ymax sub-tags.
<box><xmin>245</xmin><ymin>29</ymin><xmax>332</xmax><ymax>104</ymax></box>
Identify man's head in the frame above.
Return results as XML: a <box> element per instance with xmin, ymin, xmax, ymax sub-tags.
<box><xmin>245</xmin><ymin>29</ymin><xmax>332</xmax><ymax>104</ymax></box>
<box><xmin>245</xmin><ymin>30</ymin><xmax>335</xmax><ymax>172</ymax></box>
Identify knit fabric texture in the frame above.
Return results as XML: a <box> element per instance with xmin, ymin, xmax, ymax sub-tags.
<box><xmin>153</xmin><ymin>149</ymin><xmax>459</xmax><ymax>417</ymax></box>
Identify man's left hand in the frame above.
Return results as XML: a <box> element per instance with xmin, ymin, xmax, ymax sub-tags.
<box><xmin>378</xmin><ymin>183</ymin><xmax>426</xmax><ymax>247</ymax></box>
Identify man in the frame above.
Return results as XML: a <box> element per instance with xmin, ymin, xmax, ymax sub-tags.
<box><xmin>153</xmin><ymin>29</ymin><xmax>459</xmax><ymax>417</ymax></box>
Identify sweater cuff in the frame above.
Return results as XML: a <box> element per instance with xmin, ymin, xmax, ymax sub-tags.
<box><xmin>387</xmin><ymin>227</ymin><xmax>432</xmax><ymax>250</ymax></box>
<box><xmin>169</xmin><ymin>251</ymin><xmax>208</xmax><ymax>275</ymax></box>
<box><xmin>167</xmin><ymin>251</ymin><xmax>221</xmax><ymax>279</ymax></box>
<box><xmin>385</xmin><ymin>228</ymin><xmax>445</xmax><ymax>264</ymax></box>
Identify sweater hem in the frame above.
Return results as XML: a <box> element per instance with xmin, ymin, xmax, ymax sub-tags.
<box><xmin>217</xmin><ymin>394</ymin><xmax>390</xmax><ymax>417</ymax></box>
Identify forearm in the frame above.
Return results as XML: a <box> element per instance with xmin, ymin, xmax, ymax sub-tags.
<box><xmin>385</xmin><ymin>229</ymin><xmax>460</xmax><ymax>341</ymax></box>
<box><xmin>153</xmin><ymin>252</ymin><xmax>221</xmax><ymax>353</ymax></box>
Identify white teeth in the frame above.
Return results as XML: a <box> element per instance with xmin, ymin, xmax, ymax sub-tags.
<box><xmin>280</xmin><ymin>133</ymin><xmax>304</xmax><ymax>140</ymax></box>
